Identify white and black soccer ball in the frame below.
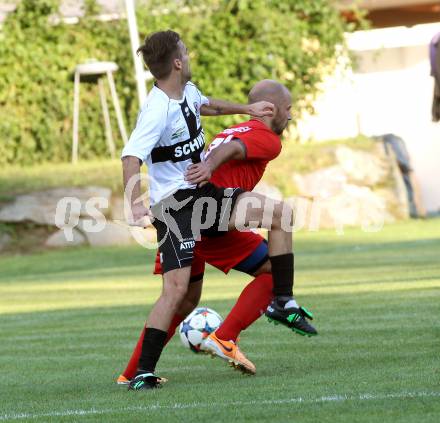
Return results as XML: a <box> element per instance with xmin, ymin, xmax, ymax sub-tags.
<box><xmin>179</xmin><ymin>307</ymin><xmax>223</xmax><ymax>353</ymax></box>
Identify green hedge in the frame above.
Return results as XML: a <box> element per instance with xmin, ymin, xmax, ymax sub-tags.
<box><xmin>0</xmin><ymin>0</ymin><xmax>355</xmax><ymax>165</ymax></box>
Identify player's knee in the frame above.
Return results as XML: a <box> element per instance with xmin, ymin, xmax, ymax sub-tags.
<box><xmin>173</xmin><ymin>282</ymin><xmax>189</xmax><ymax>301</ymax></box>
<box><xmin>163</xmin><ymin>277</ymin><xmax>189</xmax><ymax>303</ymax></box>
<box><xmin>270</xmin><ymin>203</ymin><xmax>284</xmax><ymax>228</ymax></box>
<box><xmin>273</xmin><ymin>201</ymin><xmax>293</xmax><ymax>228</ymax></box>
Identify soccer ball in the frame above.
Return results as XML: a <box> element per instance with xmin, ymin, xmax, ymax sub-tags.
<box><xmin>179</xmin><ymin>307</ymin><xmax>223</xmax><ymax>353</ymax></box>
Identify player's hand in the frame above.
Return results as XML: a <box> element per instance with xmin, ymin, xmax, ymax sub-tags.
<box><xmin>248</xmin><ymin>101</ymin><xmax>275</xmax><ymax>118</ymax></box>
<box><xmin>127</xmin><ymin>203</ymin><xmax>152</xmax><ymax>227</ymax></box>
<box><xmin>185</xmin><ymin>162</ymin><xmax>212</xmax><ymax>186</ymax></box>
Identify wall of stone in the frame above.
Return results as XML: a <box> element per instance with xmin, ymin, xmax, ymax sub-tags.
<box><xmin>0</xmin><ymin>142</ymin><xmax>413</xmax><ymax>252</ymax></box>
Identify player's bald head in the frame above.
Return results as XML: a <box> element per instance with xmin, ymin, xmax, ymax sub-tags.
<box><xmin>248</xmin><ymin>79</ymin><xmax>290</xmax><ymax>106</ymax></box>
<box><xmin>248</xmin><ymin>80</ymin><xmax>292</xmax><ymax>135</ymax></box>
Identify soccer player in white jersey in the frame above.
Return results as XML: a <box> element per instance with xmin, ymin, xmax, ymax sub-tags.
<box><xmin>122</xmin><ymin>30</ymin><xmax>312</xmax><ymax>391</ymax></box>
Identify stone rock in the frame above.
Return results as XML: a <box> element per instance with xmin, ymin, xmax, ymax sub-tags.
<box><xmin>0</xmin><ymin>233</ymin><xmax>12</xmax><ymax>252</ymax></box>
<box><xmin>310</xmin><ymin>184</ymin><xmax>395</xmax><ymax>232</ymax></box>
<box><xmin>291</xmin><ymin>144</ymin><xmax>410</xmax><ymax>229</ymax></box>
<box><xmin>79</xmin><ymin>220</ymin><xmax>136</xmax><ymax>247</ymax></box>
<box><xmin>384</xmin><ymin>149</ymin><xmax>409</xmax><ymax>219</ymax></box>
<box><xmin>285</xmin><ymin>196</ymin><xmax>313</xmax><ymax>232</ymax></box>
<box><xmin>335</xmin><ymin>146</ymin><xmax>388</xmax><ymax>186</ymax></box>
<box><xmin>293</xmin><ymin>166</ymin><xmax>347</xmax><ymax>198</ymax></box>
<box><xmin>0</xmin><ymin>186</ymin><xmax>112</xmax><ymax>226</ymax></box>
<box><xmin>110</xmin><ymin>196</ymin><xmax>125</xmax><ymax>221</ymax></box>
<box><xmin>253</xmin><ymin>182</ymin><xmax>283</xmax><ymax>200</ymax></box>
<box><xmin>109</xmin><ymin>197</ymin><xmax>154</xmax><ymax>228</ymax></box>
<box><xmin>79</xmin><ymin>220</ymin><xmax>158</xmax><ymax>248</ymax></box>
<box><xmin>128</xmin><ymin>226</ymin><xmax>158</xmax><ymax>249</ymax></box>
<box><xmin>45</xmin><ymin>228</ymin><xmax>87</xmax><ymax>248</ymax></box>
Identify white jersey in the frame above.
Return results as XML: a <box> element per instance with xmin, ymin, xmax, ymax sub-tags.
<box><xmin>121</xmin><ymin>82</ymin><xmax>209</xmax><ymax>205</ymax></box>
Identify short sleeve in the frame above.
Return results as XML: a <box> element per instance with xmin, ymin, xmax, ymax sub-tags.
<box><xmin>238</xmin><ymin>130</ymin><xmax>281</xmax><ymax>161</ymax></box>
<box><xmin>186</xmin><ymin>82</ymin><xmax>209</xmax><ymax>108</ymax></box>
<box><xmin>121</xmin><ymin>103</ymin><xmax>165</xmax><ymax>162</ymax></box>
<box><xmin>198</xmin><ymin>88</ymin><xmax>210</xmax><ymax>106</ymax></box>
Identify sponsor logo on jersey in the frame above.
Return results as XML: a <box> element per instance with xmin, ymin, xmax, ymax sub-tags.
<box><xmin>151</xmin><ymin>128</ymin><xmax>205</xmax><ymax>163</ymax></box>
<box><xmin>223</xmin><ymin>126</ymin><xmax>252</xmax><ymax>134</ymax></box>
<box><xmin>171</xmin><ymin>126</ymin><xmax>186</xmax><ymax>140</ymax></box>
<box><xmin>174</xmin><ymin>131</ymin><xmax>205</xmax><ymax>158</ymax></box>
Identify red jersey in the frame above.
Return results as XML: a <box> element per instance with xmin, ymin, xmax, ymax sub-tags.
<box><xmin>153</xmin><ymin>120</ymin><xmax>280</xmax><ymax>277</ymax></box>
<box><xmin>206</xmin><ymin>119</ymin><xmax>281</xmax><ymax>191</ymax></box>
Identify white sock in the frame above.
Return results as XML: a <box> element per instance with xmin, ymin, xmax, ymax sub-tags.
<box><xmin>284</xmin><ymin>298</ymin><xmax>299</xmax><ymax>309</ymax></box>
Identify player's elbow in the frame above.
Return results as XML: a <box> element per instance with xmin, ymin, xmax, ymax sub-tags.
<box><xmin>230</xmin><ymin>139</ymin><xmax>246</xmax><ymax>160</ymax></box>
<box><xmin>121</xmin><ymin>155</ymin><xmax>142</xmax><ymax>167</ymax></box>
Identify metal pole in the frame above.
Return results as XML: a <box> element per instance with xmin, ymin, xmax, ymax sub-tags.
<box><xmin>107</xmin><ymin>71</ymin><xmax>129</xmax><ymax>145</ymax></box>
<box><xmin>98</xmin><ymin>77</ymin><xmax>116</xmax><ymax>158</ymax></box>
<box><xmin>125</xmin><ymin>0</ymin><xmax>147</xmax><ymax>106</ymax></box>
<box><xmin>72</xmin><ymin>70</ymin><xmax>80</xmax><ymax>164</ymax></box>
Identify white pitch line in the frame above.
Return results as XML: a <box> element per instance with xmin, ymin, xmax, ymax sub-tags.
<box><xmin>0</xmin><ymin>391</ymin><xmax>439</xmax><ymax>421</ymax></box>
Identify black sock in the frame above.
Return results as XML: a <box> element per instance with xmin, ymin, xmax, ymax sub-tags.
<box><xmin>137</xmin><ymin>327</ymin><xmax>168</xmax><ymax>375</ymax></box>
<box><xmin>270</xmin><ymin>253</ymin><xmax>294</xmax><ymax>297</ymax></box>
<box><xmin>275</xmin><ymin>295</ymin><xmax>297</xmax><ymax>308</ymax></box>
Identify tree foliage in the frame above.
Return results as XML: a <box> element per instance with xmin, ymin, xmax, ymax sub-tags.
<box><xmin>0</xmin><ymin>0</ymin><xmax>354</xmax><ymax>165</ymax></box>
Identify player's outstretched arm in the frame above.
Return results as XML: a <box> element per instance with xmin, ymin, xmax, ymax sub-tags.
<box><xmin>201</xmin><ymin>98</ymin><xmax>274</xmax><ymax>118</ymax></box>
<box><xmin>185</xmin><ymin>139</ymin><xmax>245</xmax><ymax>185</ymax></box>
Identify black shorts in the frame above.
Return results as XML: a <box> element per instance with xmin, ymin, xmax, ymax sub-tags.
<box><xmin>151</xmin><ymin>183</ymin><xmax>244</xmax><ymax>274</ymax></box>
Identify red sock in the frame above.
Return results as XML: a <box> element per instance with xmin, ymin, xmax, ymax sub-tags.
<box><xmin>216</xmin><ymin>273</ymin><xmax>273</xmax><ymax>342</ymax></box>
<box><xmin>122</xmin><ymin>313</ymin><xmax>185</xmax><ymax>379</ymax></box>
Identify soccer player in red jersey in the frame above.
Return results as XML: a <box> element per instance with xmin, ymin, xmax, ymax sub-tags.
<box><xmin>117</xmin><ymin>80</ymin><xmax>317</xmax><ymax>382</ymax></box>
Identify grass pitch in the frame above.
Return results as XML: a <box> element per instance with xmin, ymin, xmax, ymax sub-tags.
<box><xmin>0</xmin><ymin>220</ymin><xmax>439</xmax><ymax>422</ymax></box>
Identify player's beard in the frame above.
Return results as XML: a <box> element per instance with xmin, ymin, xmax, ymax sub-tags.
<box><xmin>272</xmin><ymin>118</ymin><xmax>288</xmax><ymax>135</ymax></box>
